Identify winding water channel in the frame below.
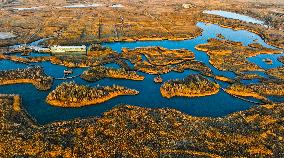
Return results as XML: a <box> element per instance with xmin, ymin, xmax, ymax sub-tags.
<box><xmin>203</xmin><ymin>10</ymin><xmax>265</xmax><ymax>25</ymax></box>
<box><xmin>0</xmin><ymin>18</ymin><xmax>283</xmax><ymax>124</ymax></box>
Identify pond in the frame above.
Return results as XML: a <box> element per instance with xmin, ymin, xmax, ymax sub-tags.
<box><xmin>0</xmin><ymin>21</ymin><xmax>282</xmax><ymax>124</ymax></box>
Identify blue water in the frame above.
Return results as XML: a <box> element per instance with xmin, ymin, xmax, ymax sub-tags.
<box><xmin>0</xmin><ymin>22</ymin><xmax>283</xmax><ymax>124</ymax></box>
<box><xmin>203</xmin><ymin>10</ymin><xmax>265</xmax><ymax>25</ymax></box>
<box><xmin>13</xmin><ymin>52</ymin><xmax>50</xmax><ymax>58</ymax></box>
<box><xmin>103</xmin><ymin>63</ymin><xmax>121</xmax><ymax>69</ymax></box>
<box><xmin>248</xmin><ymin>53</ymin><xmax>284</xmax><ymax>70</ymax></box>
<box><xmin>0</xmin><ymin>60</ymin><xmax>29</xmax><ymax>70</ymax></box>
<box><xmin>269</xmin><ymin>96</ymin><xmax>284</xmax><ymax>103</ymax></box>
<box><xmin>29</xmin><ymin>38</ymin><xmax>47</xmax><ymax>46</ymax></box>
<box><xmin>0</xmin><ymin>68</ymin><xmax>251</xmax><ymax>124</ymax></box>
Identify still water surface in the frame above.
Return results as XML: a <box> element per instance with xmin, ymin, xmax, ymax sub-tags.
<box><xmin>0</xmin><ymin>21</ymin><xmax>282</xmax><ymax>124</ymax></box>
<box><xmin>203</xmin><ymin>10</ymin><xmax>265</xmax><ymax>25</ymax></box>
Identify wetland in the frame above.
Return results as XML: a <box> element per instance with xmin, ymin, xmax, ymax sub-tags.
<box><xmin>0</xmin><ymin>21</ymin><xmax>283</xmax><ymax>124</ymax></box>
<box><xmin>0</xmin><ymin>2</ymin><xmax>284</xmax><ymax>156</ymax></box>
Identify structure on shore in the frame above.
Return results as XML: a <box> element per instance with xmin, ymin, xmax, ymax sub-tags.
<box><xmin>9</xmin><ymin>45</ymin><xmax>87</xmax><ymax>56</ymax></box>
<box><xmin>50</xmin><ymin>45</ymin><xmax>87</xmax><ymax>55</ymax></box>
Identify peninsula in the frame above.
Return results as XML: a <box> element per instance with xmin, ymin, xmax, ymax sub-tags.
<box><xmin>0</xmin><ymin>67</ymin><xmax>53</xmax><ymax>90</ymax></box>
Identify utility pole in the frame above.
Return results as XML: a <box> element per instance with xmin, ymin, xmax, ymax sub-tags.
<box><xmin>97</xmin><ymin>17</ymin><xmax>103</xmax><ymax>40</ymax></box>
<box><xmin>114</xmin><ymin>24</ymin><xmax>119</xmax><ymax>39</ymax></box>
<box><xmin>120</xmin><ymin>16</ymin><xmax>124</xmax><ymax>36</ymax></box>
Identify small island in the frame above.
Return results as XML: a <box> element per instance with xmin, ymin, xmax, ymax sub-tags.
<box><xmin>0</xmin><ymin>67</ymin><xmax>53</xmax><ymax>90</ymax></box>
<box><xmin>160</xmin><ymin>74</ymin><xmax>220</xmax><ymax>98</ymax></box>
<box><xmin>215</xmin><ymin>75</ymin><xmax>234</xmax><ymax>83</ymax></box>
<box><xmin>80</xmin><ymin>66</ymin><xmax>144</xmax><ymax>82</ymax></box>
<box><xmin>263</xmin><ymin>58</ymin><xmax>273</xmax><ymax>64</ymax></box>
<box><xmin>217</xmin><ymin>33</ymin><xmax>225</xmax><ymax>39</ymax></box>
<box><xmin>46</xmin><ymin>82</ymin><xmax>139</xmax><ymax>107</ymax></box>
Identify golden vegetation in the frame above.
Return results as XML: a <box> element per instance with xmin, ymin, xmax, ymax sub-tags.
<box><xmin>215</xmin><ymin>75</ymin><xmax>234</xmax><ymax>83</ymax></box>
<box><xmin>1</xmin><ymin>0</ymin><xmax>283</xmax><ymax>50</ymax></box>
<box><xmin>226</xmin><ymin>81</ymin><xmax>284</xmax><ymax>102</ymax></box>
<box><xmin>0</xmin><ymin>44</ymin><xmax>122</xmax><ymax>69</ymax></box>
<box><xmin>199</xmin><ymin>12</ymin><xmax>284</xmax><ymax>49</ymax></box>
<box><xmin>46</xmin><ymin>82</ymin><xmax>139</xmax><ymax>107</ymax></box>
<box><xmin>195</xmin><ymin>38</ymin><xmax>281</xmax><ymax>73</ymax></box>
<box><xmin>1</xmin><ymin>94</ymin><xmax>283</xmax><ymax>157</ymax></box>
<box><xmin>121</xmin><ymin>46</ymin><xmax>194</xmax><ymax>65</ymax></box>
<box><xmin>81</xmin><ymin>65</ymin><xmax>144</xmax><ymax>82</ymax></box>
<box><xmin>236</xmin><ymin>73</ymin><xmax>263</xmax><ymax>80</ymax></box>
<box><xmin>121</xmin><ymin>47</ymin><xmax>212</xmax><ymax>75</ymax></box>
<box><xmin>160</xmin><ymin>74</ymin><xmax>220</xmax><ymax>98</ymax></box>
<box><xmin>278</xmin><ymin>56</ymin><xmax>284</xmax><ymax>64</ymax></box>
<box><xmin>50</xmin><ymin>50</ymin><xmax>119</xmax><ymax>68</ymax></box>
<box><xmin>248</xmin><ymin>43</ymin><xmax>263</xmax><ymax>49</ymax></box>
<box><xmin>266</xmin><ymin>66</ymin><xmax>284</xmax><ymax>80</ymax></box>
<box><xmin>249</xmin><ymin>81</ymin><xmax>284</xmax><ymax>96</ymax></box>
<box><xmin>225</xmin><ymin>83</ymin><xmax>267</xmax><ymax>101</ymax></box>
<box><xmin>0</xmin><ymin>67</ymin><xmax>53</xmax><ymax>90</ymax></box>
<box><xmin>172</xmin><ymin>60</ymin><xmax>213</xmax><ymax>76</ymax></box>
<box><xmin>0</xmin><ymin>1</ymin><xmax>202</xmax><ymax>47</ymax></box>
<box><xmin>12</xmin><ymin>95</ymin><xmax>21</xmax><ymax>112</ymax></box>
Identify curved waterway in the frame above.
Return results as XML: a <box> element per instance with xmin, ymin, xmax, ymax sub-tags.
<box><xmin>203</xmin><ymin>10</ymin><xmax>265</xmax><ymax>25</ymax></box>
<box><xmin>0</xmin><ymin>22</ymin><xmax>283</xmax><ymax>124</ymax></box>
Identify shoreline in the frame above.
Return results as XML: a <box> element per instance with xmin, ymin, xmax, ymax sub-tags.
<box><xmin>199</xmin><ymin>19</ymin><xmax>284</xmax><ymax>50</ymax></box>
<box><xmin>225</xmin><ymin>88</ymin><xmax>266</xmax><ymax>101</ymax></box>
<box><xmin>46</xmin><ymin>83</ymin><xmax>139</xmax><ymax>108</ymax></box>
<box><xmin>0</xmin><ymin>67</ymin><xmax>53</xmax><ymax>90</ymax></box>
<box><xmin>0</xmin><ymin>36</ymin><xmax>197</xmax><ymax>48</ymax></box>
<box><xmin>2</xmin><ymin>93</ymin><xmax>283</xmax><ymax>157</ymax></box>
<box><xmin>160</xmin><ymin>74</ymin><xmax>220</xmax><ymax>98</ymax></box>
<box><xmin>161</xmin><ymin>89</ymin><xmax>220</xmax><ymax>98</ymax></box>
<box><xmin>80</xmin><ymin>66</ymin><xmax>145</xmax><ymax>82</ymax></box>
<box><xmin>1</xmin><ymin>20</ymin><xmax>281</xmax><ymax>51</ymax></box>
<box><xmin>46</xmin><ymin>91</ymin><xmax>139</xmax><ymax>107</ymax></box>
<box><xmin>0</xmin><ymin>79</ymin><xmax>52</xmax><ymax>90</ymax></box>
<box><xmin>194</xmin><ymin>38</ymin><xmax>281</xmax><ymax>74</ymax></box>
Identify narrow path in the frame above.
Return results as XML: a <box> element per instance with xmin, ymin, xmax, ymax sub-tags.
<box><xmin>211</xmin><ymin>76</ymin><xmax>264</xmax><ymax>104</ymax></box>
<box><xmin>219</xmin><ymin>86</ymin><xmax>263</xmax><ymax>104</ymax></box>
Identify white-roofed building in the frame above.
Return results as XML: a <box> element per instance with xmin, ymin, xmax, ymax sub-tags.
<box><xmin>50</xmin><ymin>45</ymin><xmax>87</xmax><ymax>55</ymax></box>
